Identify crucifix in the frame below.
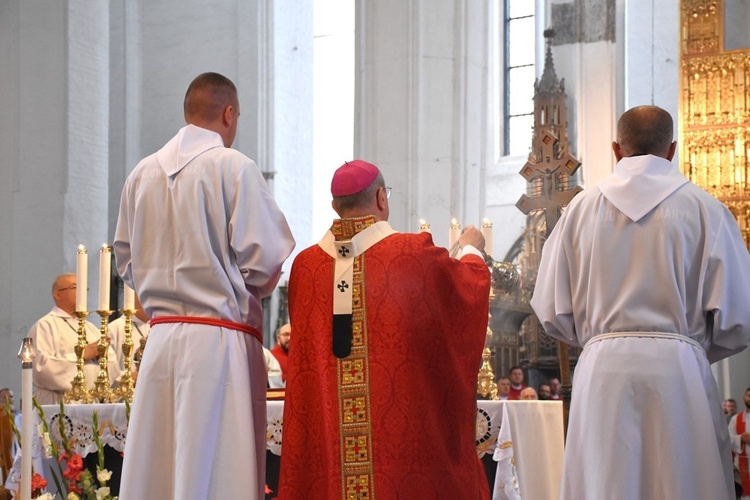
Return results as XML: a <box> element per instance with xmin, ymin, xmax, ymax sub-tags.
<box><xmin>515</xmin><ymin>130</ymin><xmax>581</xmax><ymax>439</ymax></box>
<box><xmin>516</xmin><ymin>130</ymin><xmax>582</xmax><ymax>231</ymax></box>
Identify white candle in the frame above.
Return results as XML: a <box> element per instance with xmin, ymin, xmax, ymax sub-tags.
<box><xmin>99</xmin><ymin>244</ymin><xmax>111</xmax><ymax>311</ymax></box>
<box><xmin>20</xmin><ymin>367</ymin><xmax>32</xmax><ymax>500</ymax></box>
<box><xmin>449</xmin><ymin>218</ymin><xmax>461</xmax><ymax>249</ymax></box>
<box><xmin>76</xmin><ymin>245</ymin><xmax>88</xmax><ymax>312</ymax></box>
<box><xmin>124</xmin><ymin>284</ymin><xmax>135</xmax><ymax>311</ymax></box>
<box><xmin>481</xmin><ymin>218</ymin><xmax>494</xmax><ymax>256</ymax></box>
<box><xmin>418</xmin><ymin>219</ymin><xmax>431</xmax><ymax>234</ymax></box>
<box><xmin>18</xmin><ymin>337</ymin><xmax>35</xmax><ymax>500</ymax></box>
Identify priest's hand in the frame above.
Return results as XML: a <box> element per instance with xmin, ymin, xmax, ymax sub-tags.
<box><xmin>83</xmin><ymin>340</ymin><xmax>101</xmax><ymax>361</ymax></box>
<box><xmin>459</xmin><ymin>226</ymin><xmax>485</xmax><ymax>253</ymax></box>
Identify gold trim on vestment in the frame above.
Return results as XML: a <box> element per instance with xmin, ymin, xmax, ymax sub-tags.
<box><xmin>336</xmin><ymin>221</ymin><xmax>376</xmax><ymax>500</ymax></box>
<box><xmin>337</xmin><ymin>255</ymin><xmax>374</xmax><ymax>499</ymax></box>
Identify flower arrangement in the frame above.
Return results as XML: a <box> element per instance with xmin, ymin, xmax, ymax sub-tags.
<box><xmin>7</xmin><ymin>399</ymin><xmax>118</xmax><ymax>500</ymax></box>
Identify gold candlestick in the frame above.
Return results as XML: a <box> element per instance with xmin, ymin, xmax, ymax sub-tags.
<box><xmin>477</xmin><ymin>310</ymin><xmax>499</xmax><ymax>400</ymax></box>
<box><xmin>90</xmin><ymin>309</ymin><xmax>116</xmax><ymax>403</ymax></box>
<box><xmin>64</xmin><ymin>311</ymin><xmax>93</xmax><ymax>403</ymax></box>
<box><xmin>476</xmin><ymin>347</ymin><xmax>499</xmax><ymax>400</ymax></box>
<box><xmin>117</xmin><ymin>308</ymin><xmax>136</xmax><ymax>403</ymax></box>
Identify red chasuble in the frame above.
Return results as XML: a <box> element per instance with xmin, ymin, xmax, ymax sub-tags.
<box><xmin>278</xmin><ymin>216</ymin><xmax>491</xmax><ymax>500</ymax></box>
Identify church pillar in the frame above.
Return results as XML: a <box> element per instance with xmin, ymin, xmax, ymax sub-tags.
<box><xmin>355</xmin><ymin>0</ymin><xmax>495</xmax><ymax>246</ymax></box>
<box><xmin>0</xmin><ymin>0</ymin><xmax>110</xmax><ymax>391</ymax></box>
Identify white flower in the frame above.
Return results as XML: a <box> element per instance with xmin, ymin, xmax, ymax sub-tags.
<box><xmin>95</xmin><ymin>486</ymin><xmax>111</xmax><ymax>500</ymax></box>
<box><xmin>96</xmin><ymin>468</ymin><xmax>112</xmax><ymax>483</ymax></box>
<box><xmin>41</xmin><ymin>431</ymin><xmax>53</xmax><ymax>459</ymax></box>
<box><xmin>36</xmin><ymin>494</ymin><xmax>55</xmax><ymax>500</ymax></box>
<box><xmin>68</xmin><ymin>493</ymin><xmax>80</xmax><ymax>500</ymax></box>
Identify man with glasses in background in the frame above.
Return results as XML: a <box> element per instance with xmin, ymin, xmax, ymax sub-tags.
<box><xmin>28</xmin><ymin>273</ymin><xmax>120</xmax><ymax>404</ymax></box>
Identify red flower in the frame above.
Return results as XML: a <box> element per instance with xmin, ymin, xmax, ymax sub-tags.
<box><xmin>31</xmin><ymin>473</ymin><xmax>47</xmax><ymax>496</ymax></box>
<box><xmin>61</xmin><ymin>452</ymin><xmax>84</xmax><ymax>482</ymax></box>
<box><xmin>68</xmin><ymin>481</ymin><xmax>83</xmax><ymax>495</ymax></box>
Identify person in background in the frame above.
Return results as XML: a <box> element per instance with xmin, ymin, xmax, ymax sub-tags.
<box><xmin>548</xmin><ymin>377</ymin><xmax>561</xmax><ymax>400</ymax></box>
<box><xmin>723</xmin><ymin>398</ymin><xmax>738</xmax><ymax>423</ymax></box>
<box><xmin>507</xmin><ymin>366</ymin><xmax>526</xmax><ymax>400</ymax></box>
<box><xmin>264</xmin><ymin>347</ymin><xmax>284</xmax><ymax>389</ymax></box>
<box><xmin>520</xmin><ymin>387</ymin><xmax>538</xmax><ymax>400</ymax></box>
<box><xmin>28</xmin><ymin>274</ymin><xmax>120</xmax><ymax>404</ymax></box>
<box><xmin>538</xmin><ymin>383</ymin><xmax>552</xmax><ymax>401</ymax></box>
<box><xmin>729</xmin><ymin>387</ymin><xmax>750</xmax><ymax>499</ymax></box>
<box><xmin>270</xmin><ymin>323</ymin><xmax>291</xmax><ymax>385</ymax></box>
<box><xmin>497</xmin><ymin>378</ymin><xmax>511</xmax><ymax>401</ymax></box>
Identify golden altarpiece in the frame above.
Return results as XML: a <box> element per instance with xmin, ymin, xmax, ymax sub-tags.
<box><xmin>680</xmin><ymin>0</ymin><xmax>750</xmax><ymax>246</ymax></box>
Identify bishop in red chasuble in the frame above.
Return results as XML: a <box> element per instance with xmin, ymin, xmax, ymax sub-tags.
<box><xmin>278</xmin><ymin>160</ymin><xmax>491</xmax><ymax>500</ymax></box>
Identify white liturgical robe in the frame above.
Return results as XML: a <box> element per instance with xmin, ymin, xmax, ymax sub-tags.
<box><xmin>114</xmin><ymin>124</ymin><xmax>295</xmax><ymax>499</ymax></box>
<box><xmin>28</xmin><ymin>307</ymin><xmax>121</xmax><ymax>404</ymax></box>
<box><xmin>531</xmin><ymin>155</ymin><xmax>750</xmax><ymax>500</ymax></box>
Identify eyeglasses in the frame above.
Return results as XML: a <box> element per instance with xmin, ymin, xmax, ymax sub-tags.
<box><xmin>57</xmin><ymin>285</ymin><xmax>88</xmax><ymax>292</ymax></box>
<box><xmin>384</xmin><ymin>186</ymin><xmax>392</xmax><ymax>199</ymax></box>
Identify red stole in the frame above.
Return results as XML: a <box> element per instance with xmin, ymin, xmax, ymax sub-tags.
<box><xmin>738</xmin><ymin>411</ymin><xmax>750</xmax><ymax>495</ymax></box>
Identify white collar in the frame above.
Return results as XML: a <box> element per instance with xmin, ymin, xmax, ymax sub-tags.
<box><xmin>598</xmin><ymin>155</ymin><xmax>688</xmax><ymax>222</ymax></box>
<box><xmin>156</xmin><ymin>124</ymin><xmax>225</xmax><ymax>177</ymax></box>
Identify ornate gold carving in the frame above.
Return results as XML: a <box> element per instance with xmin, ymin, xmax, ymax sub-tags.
<box><xmin>681</xmin><ymin>0</ymin><xmax>750</xmax><ymax>247</ymax></box>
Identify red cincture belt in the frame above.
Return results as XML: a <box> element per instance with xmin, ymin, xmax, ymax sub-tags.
<box><xmin>150</xmin><ymin>316</ymin><xmax>262</xmax><ymax>344</ymax></box>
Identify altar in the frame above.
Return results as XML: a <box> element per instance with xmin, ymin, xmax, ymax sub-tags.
<box><xmin>19</xmin><ymin>400</ymin><xmax>563</xmax><ymax>498</ymax></box>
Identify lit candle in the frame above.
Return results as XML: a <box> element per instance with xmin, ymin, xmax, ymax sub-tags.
<box><xmin>76</xmin><ymin>245</ymin><xmax>88</xmax><ymax>312</ymax></box>
<box><xmin>418</xmin><ymin>219</ymin><xmax>431</xmax><ymax>233</ymax></box>
<box><xmin>481</xmin><ymin>218</ymin><xmax>494</xmax><ymax>256</ymax></box>
<box><xmin>99</xmin><ymin>244</ymin><xmax>111</xmax><ymax>311</ymax></box>
<box><xmin>124</xmin><ymin>284</ymin><xmax>135</xmax><ymax>311</ymax></box>
<box><xmin>449</xmin><ymin>218</ymin><xmax>461</xmax><ymax>249</ymax></box>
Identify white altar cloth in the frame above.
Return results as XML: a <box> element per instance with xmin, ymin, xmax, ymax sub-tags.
<box><xmin>9</xmin><ymin>400</ymin><xmax>563</xmax><ymax>498</ymax></box>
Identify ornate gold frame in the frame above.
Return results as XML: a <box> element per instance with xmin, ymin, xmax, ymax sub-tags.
<box><xmin>680</xmin><ymin>0</ymin><xmax>750</xmax><ymax>246</ymax></box>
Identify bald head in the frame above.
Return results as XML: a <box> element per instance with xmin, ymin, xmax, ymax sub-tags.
<box><xmin>52</xmin><ymin>273</ymin><xmax>77</xmax><ymax>314</ymax></box>
<box><xmin>615</xmin><ymin>105</ymin><xmax>674</xmax><ymax>159</ymax></box>
<box><xmin>183</xmin><ymin>72</ymin><xmax>240</xmax><ymax>146</ymax></box>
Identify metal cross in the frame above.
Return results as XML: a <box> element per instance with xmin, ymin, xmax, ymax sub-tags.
<box><xmin>516</xmin><ymin>130</ymin><xmax>582</xmax><ymax>236</ymax></box>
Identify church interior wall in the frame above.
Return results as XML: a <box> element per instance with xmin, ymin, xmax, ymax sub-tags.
<box><xmin>355</xmin><ymin>0</ymin><xmax>494</xmax><ymax>246</ymax></box>
<box><xmin>0</xmin><ymin>0</ymin><xmax>747</xmax><ymax>407</ymax></box>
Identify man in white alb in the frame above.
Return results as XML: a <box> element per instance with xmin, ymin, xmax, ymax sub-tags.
<box><xmin>28</xmin><ymin>274</ymin><xmax>120</xmax><ymax>404</ymax></box>
<box><xmin>114</xmin><ymin>72</ymin><xmax>295</xmax><ymax>499</ymax></box>
<box><xmin>531</xmin><ymin>105</ymin><xmax>750</xmax><ymax>500</ymax></box>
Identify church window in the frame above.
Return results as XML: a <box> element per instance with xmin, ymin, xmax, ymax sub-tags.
<box><xmin>504</xmin><ymin>0</ymin><xmax>536</xmax><ymax>156</ymax></box>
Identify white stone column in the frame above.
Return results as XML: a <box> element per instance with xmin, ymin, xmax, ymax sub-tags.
<box><xmin>0</xmin><ymin>0</ymin><xmax>110</xmax><ymax>391</ymax></box>
<box><xmin>355</xmin><ymin>0</ymin><xmax>495</xmax><ymax>247</ymax></box>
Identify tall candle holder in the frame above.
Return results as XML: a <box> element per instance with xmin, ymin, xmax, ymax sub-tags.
<box><xmin>117</xmin><ymin>308</ymin><xmax>136</xmax><ymax>403</ymax></box>
<box><xmin>477</xmin><ymin>319</ymin><xmax>499</xmax><ymax>400</ymax></box>
<box><xmin>90</xmin><ymin>309</ymin><xmax>116</xmax><ymax>403</ymax></box>
<box><xmin>64</xmin><ymin>311</ymin><xmax>93</xmax><ymax>404</ymax></box>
